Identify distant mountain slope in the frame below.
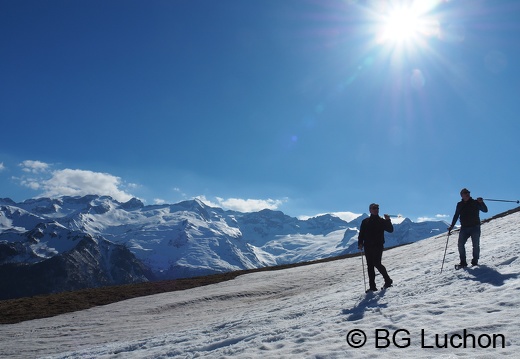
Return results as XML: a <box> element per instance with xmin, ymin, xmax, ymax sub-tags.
<box><xmin>0</xmin><ymin>234</ymin><xmax>150</xmax><ymax>300</ymax></box>
<box><xmin>0</xmin><ymin>195</ymin><xmax>448</xmax><ymax>299</ymax></box>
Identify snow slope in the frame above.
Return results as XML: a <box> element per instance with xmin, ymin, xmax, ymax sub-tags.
<box><xmin>0</xmin><ymin>210</ymin><xmax>518</xmax><ymax>358</ymax></box>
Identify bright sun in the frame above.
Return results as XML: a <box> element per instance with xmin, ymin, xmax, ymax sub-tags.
<box><xmin>376</xmin><ymin>5</ymin><xmax>434</xmax><ymax>46</ymax></box>
<box><xmin>372</xmin><ymin>1</ymin><xmax>442</xmax><ymax>48</ymax></box>
<box><xmin>382</xmin><ymin>8</ymin><xmax>420</xmax><ymax>42</ymax></box>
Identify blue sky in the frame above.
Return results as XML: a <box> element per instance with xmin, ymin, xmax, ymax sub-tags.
<box><xmin>1</xmin><ymin>0</ymin><xmax>519</xmax><ymax>222</ymax></box>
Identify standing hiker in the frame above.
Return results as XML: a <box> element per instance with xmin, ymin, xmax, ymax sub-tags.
<box><xmin>448</xmin><ymin>188</ymin><xmax>488</xmax><ymax>268</ymax></box>
<box><xmin>358</xmin><ymin>203</ymin><xmax>394</xmax><ymax>292</ymax></box>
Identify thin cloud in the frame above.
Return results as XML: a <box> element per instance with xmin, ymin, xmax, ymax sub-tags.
<box><xmin>19</xmin><ymin>178</ymin><xmax>42</xmax><ymax>190</ymax></box>
<box><xmin>195</xmin><ymin>195</ymin><xmax>221</xmax><ymax>208</ymax></box>
<box><xmin>299</xmin><ymin>211</ymin><xmax>362</xmax><ymax>222</ymax></box>
<box><xmin>0</xmin><ymin>162</ymin><xmax>5</xmax><ymax>172</ymax></box>
<box><xmin>417</xmin><ymin>214</ymin><xmax>449</xmax><ymax>222</ymax></box>
<box><xmin>218</xmin><ymin>197</ymin><xmax>286</xmax><ymax>212</ymax></box>
<box><xmin>173</xmin><ymin>187</ymin><xmax>187</xmax><ymax>198</ymax></box>
<box><xmin>20</xmin><ymin>160</ymin><xmax>50</xmax><ymax>173</ymax></box>
<box><xmin>332</xmin><ymin>211</ymin><xmax>362</xmax><ymax>222</ymax></box>
<box><xmin>197</xmin><ymin>196</ymin><xmax>286</xmax><ymax>212</ymax></box>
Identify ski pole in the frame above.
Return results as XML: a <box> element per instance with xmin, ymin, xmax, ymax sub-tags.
<box><xmin>386</xmin><ymin>214</ymin><xmax>402</xmax><ymax>218</ymax></box>
<box><xmin>484</xmin><ymin>198</ymin><xmax>519</xmax><ymax>204</ymax></box>
<box><xmin>361</xmin><ymin>251</ymin><xmax>367</xmax><ymax>292</ymax></box>
<box><xmin>440</xmin><ymin>232</ymin><xmax>451</xmax><ymax>273</ymax></box>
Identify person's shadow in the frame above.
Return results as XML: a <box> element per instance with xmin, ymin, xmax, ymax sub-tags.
<box><xmin>463</xmin><ymin>265</ymin><xmax>519</xmax><ymax>286</ymax></box>
<box><xmin>341</xmin><ymin>291</ymin><xmax>388</xmax><ymax>321</ymax></box>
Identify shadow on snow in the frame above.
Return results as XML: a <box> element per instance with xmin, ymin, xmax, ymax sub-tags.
<box><xmin>462</xmin><ymin>265</ymin><xmax>520</xmax><ymax>286</ymax></box>
<box><xmin>341</xmin><ymin>291</ymin><xmax>388</xmax><ymax>321</ymax></box>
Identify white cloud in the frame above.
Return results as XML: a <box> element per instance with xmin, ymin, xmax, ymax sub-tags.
<box><xmin>331</xmin><ymin>211</ymin><xmax>362</xmax><ymax>222</ymax></box>
<box><xmin>0</xmin><ymin>162</ymin><xmax>5</xmax><ymax>172</ymax></box>
<box><xmin>218</xmin><ymin>197</ymin><xmax>286</xmax><ymax>212</ymax></box>
<box><xmin>19</xmin><ymin>178</ymin><xmax>41</xmax><ymax>190</ymax></box>
<box><xmin>417</xmin><ymin>214</ymin><xmax>449</xmax><ymax>223</ymax></box>
<box><xmin>417</xmin><ymin>217</ymin><xmax>434</xmax><ymax>222</ymax></box>
<box><xmin>20</xmin><ymin>160</ymin><xmax>50</xmax><ymax>173</ymax></box>
<box><xmin>38</xmin><ymin>169</ymin><xmax>134</xmax><ymax>202</ymax></box>
<box><xmin>154</xmin><ymin>198</ymin><xmax>166</xmax><ymax>205</ymax></box>
<box><xmin>195</xmin><ymin>195</ymin><xmax>221</xmax><ymax>208</ymax></box>
<box><xmin>299</xmin><ymin>211</ymin><xmax>362</xmax><ymax>222</ymax></box>
<box><xmin>16</xmin><ymin>160</ymin><xmax>135</xmax><ymax>202</ymax></box>
<box><xmin>197</xmin><ymin>196</ymin><xmax>286</xmax><ymax>212</ymax></box>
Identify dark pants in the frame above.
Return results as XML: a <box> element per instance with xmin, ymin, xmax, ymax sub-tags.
<box><xmin>458</xmin><ymin>225</ymin><xmax>481</xmax><ymax>265</ymax></box>
<box><xmin>365</xmin><ymin>246</ymin><xmax>391</xmax><ymax>289</ymax></box>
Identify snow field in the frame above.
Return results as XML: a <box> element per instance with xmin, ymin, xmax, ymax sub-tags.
<box><xmin>0</xmin><ymin>211</ymin><xmax>518</xmax><ymax>358</ymax></box>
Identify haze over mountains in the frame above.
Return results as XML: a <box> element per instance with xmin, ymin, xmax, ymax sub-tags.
<box><xmin>0</xmin><ymin>195</ymin><xmax>448</xmax><ymax>299</ymax></box>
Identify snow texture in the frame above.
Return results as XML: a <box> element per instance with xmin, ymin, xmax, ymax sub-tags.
<box><xmin>0</xmin><ymin>211</ymin><xmax>518</xmax><ymax>358</ymax></box>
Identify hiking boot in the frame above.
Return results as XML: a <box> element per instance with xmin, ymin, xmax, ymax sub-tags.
<box><xmin>366</xmin><ymin>287</ymin><xmax>378</xmax><ymax>293</ymax></box>
<box><xmin>471</xmin><ymin>260</ymin><xmax>478</xmax><ymax>266</ymax></box>
<box><xmin>383</xmin><ymin>279</ymin><xmax>393</xmax><ymax>288</ymax></box>
<box><xmin>458</xmin><ymin>262</ymin><xmax>468</xmax><ymax>268</ymax></box>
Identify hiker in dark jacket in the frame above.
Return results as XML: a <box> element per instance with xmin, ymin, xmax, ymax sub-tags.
<box><xmin>448</xmin><ymin>188</ymin><xmax>488</xmax><ymax>267</ymax></box>
<box><xmin>358</xmin><ymin>203</ymin><xmax>394</xmax><ymax>292</ymax></box>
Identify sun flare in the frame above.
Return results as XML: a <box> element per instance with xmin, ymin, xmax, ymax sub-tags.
<box><xmin>375</xmin><ymin>2</ymin><xmax>439</xmax><ymax>46</ymax></box>
<box><xmin>382</xmin><ymin>8</ymin><xmax>420</xmax><ymax>42</ymax></box>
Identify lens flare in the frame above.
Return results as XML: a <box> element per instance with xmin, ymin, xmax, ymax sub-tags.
<box><xmin>381</xmin><ymin>8</ymin><xmax>420</xmax><ymax>42</ymax></box>
<box><xmin>374</xmin><ymin>1</ymin><xmax>442</xmax><ymax>46</ymax></box>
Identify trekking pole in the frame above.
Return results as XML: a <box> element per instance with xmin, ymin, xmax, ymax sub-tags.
<box><xmin>361</xmin><ymin>250</ymin><xmax>367</xmax><ymax>292</ymax></box>
<box><xmin>440</xmin><ymin>232</ymin><xmax>451</xmax><ymax>273</ymax></box>
<box><xmin>484</xmin><ymin>198</ymin><xmax>519</xmax><ymax>204</ymax></box>
<box><xmin>387</xmin><ymin>214</ymin><xmax>402</xmax><ymax>218</ymax></box>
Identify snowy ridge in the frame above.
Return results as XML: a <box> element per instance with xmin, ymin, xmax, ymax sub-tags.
<box><xmin>0</xmin><ymin>208</ymin><xmax>518</xmax><ymax>358</ymax></box>
<box><xmin>0</xmin><ymin>195</ymin><xmax>448</xmax><ymax>283</ymax></box>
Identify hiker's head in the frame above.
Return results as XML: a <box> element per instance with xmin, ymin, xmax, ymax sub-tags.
<box><xmin>460</xmin><ymin>188</ymin><xmax>470</xmax><ymax>195</ymax></box>
<box><xmin>369</xmin><ymin>203</ymin><xmax>379</xmax><ymax>213</ymax></box>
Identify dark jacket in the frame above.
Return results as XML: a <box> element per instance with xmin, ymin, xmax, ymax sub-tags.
<box><xmin>450</xmin><ymin>197</ymin><xmax>488</xmax><ymax>228</ymax></box>
<box><xmin>358</xmin><ymin>215</ymin><xmax>394</xmax><ymax>249</ymax></box>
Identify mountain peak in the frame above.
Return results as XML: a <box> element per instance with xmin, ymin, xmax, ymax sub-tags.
<box><xmin>120</xmin><ymin>198</ymin><xmax>144</xmax><ymax>210</ymax></box>
<box><xmin>0</xmin><ymin>198</ymin><xmax>16</xmax><ymax>206</ymax></box>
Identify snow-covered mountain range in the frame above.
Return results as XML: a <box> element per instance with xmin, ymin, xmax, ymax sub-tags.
<box><xmin>0</xmin><ymin>195</ymin><xmax>448</xmax><ymax>299</ymax></box>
